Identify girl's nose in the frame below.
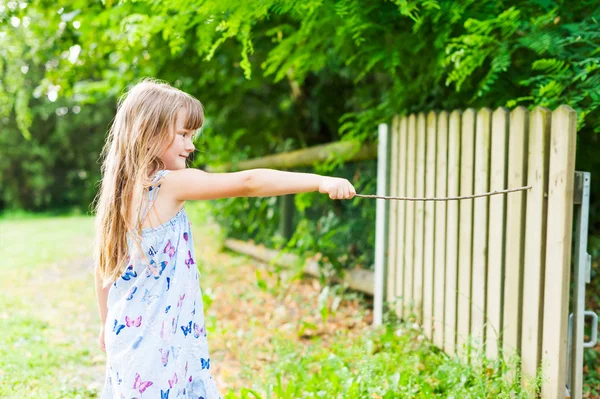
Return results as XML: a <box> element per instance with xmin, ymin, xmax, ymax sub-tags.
<box><xmin>185</xmin><ymin>140</ymin><xmax>195</xmax><ymax>152</ymax></box>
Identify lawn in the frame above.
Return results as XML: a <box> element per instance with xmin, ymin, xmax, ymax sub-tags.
<box><xmin>0</xmin><ymin>203</ymin><xmax>541</xmax><ymax>398</ymax></box>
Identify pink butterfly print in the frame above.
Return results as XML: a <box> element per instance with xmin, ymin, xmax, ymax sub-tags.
<box><xmin>159</xmin><ymin>348</ymin><xmax>170</xmax><ymax>367</ymax></box>
<box><xmin>184</xmin><ymin>250</ymin><xmax>195</xmax><ymax>269</ymax></box>
<box><xmin>125</xmin><ymin>315</ymin><xmax>142</xmax><ymax>327</ymax></box>
<box><xmin>193</xmin><ymin>322</ymin><xmax>206</xmax><ymax>338</ymax></box>
<box><xmin>168</xmin><ymin>372</ymin><xmax>178</xmax><ymax>388</ymax></box>
<box><xmin>126</xmin><ymin>286</ymin><xmax>137</xmax><ymax>300</ymax></box>
<box><xmin>133</xmin><ymin>372</ymin><xmax>153</xmax><ymax>394</ymax></box>
<box><xmin>163</xmin><ymin>240</ymin><xmax>176</xmax><ymax>258</ymax></box>
<box><xmin>177</xmin><ymin>294</ymin><xmax>185</xmax><ymax>307</ymax></box>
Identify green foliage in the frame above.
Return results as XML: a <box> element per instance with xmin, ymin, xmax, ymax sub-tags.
<box><xmin>209</xmin><ymin>160</ymin><xmax>378</xmax><ymax>270</ymax></box>
<box><xmin>225</xmin><ymin>321</ymin><xmax>541</xmax><ymax>399</ymax></box>
<box><xmin>3</xmin><ymin>0</ymin><xmax>600</xmax><ymax>209</ymax></box>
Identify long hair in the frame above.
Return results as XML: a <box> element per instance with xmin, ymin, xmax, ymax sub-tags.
<box><xmin>93</xmin><ymin>78</ymin><xmax>204</xmax><ymax>287</ymax></box>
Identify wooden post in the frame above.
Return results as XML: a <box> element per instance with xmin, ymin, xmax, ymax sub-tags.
<box><xmin>387</xmin><ymin>117</ymin><xmax>400</xmax><ymax>308</ymax></box>
<box><xmin>207</xmin><ymin>140</ymin><xmax>378</xmax><ymax>172</ymax></box>
<box><xmin>423</xmin><ymin>111</ymin><xmax>437</xmax><ymax>339</ymax></box>
<box><xmin>413</xmin><ymin>113</ymin><xmax>427</xmax><ymax>322</ymax></box>
<box><xmin>395</xmin><ymin>116</ymin><xmax>409</xmax><ymax>318</ymax></box>
<box><xmin>521</xmin><ymin>107</ymin><xmax>551</xmax><ymax>384</ymax></box>
<box><xmin>444</xmin><ymin>110</ymin><xmax>461</xmax><ymax>355</ymax></box>
<box><xmin>374</xmin><ymin>123</ymin><xmax>390</xmax><ymax>326</ymax></box>
<box><xmin>457</xmin><ymin>108</ymin><xmax>476</xmax><ymax>357</ymax></box>
<box><xmin>433</xmin><ymin>111</ymin><xmax>449</xmax><ymax>349</ymax></box>
<box><xmin>502</xmin><ymin>106</ymin><xmax>529</xmax><ymax>358</ymax></box>
<box><xmin>471</xmin><ymin>108</ymin><xmax>491</xmax><ymax>350</ymax></box>
<box><xmin>404</xmin><ymin>114</ymin><xmax>418</xmax><ymax>320</ymax></box>
<box><xmin>541</xmin><ymin>105</ymin><xmax>577</xmax><ymax>399</ymax></box>
<box><xmin>486</xmin><ymin>107</ymin><xmax>509</xmax><ymax>360</ymax></box>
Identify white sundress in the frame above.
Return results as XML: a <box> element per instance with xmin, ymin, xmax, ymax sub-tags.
<box><xmin>101</xmin><ymin>169</ymin><xmax>221</xmax><ymax>399</ymax></box>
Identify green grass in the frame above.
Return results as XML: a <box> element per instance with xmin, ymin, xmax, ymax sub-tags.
<box><xmin>0</xmin><ymin>211</ymin><xmax>542</xmax><ymax>399</ymax></box>
<box><xmin>223</xmin><ymin>322</ymin><xmax>540</xmax><ymax>399</ymax></box>
<box><xmin>0</xmin><ymin>215</ymin><xmax>102</xmax><ymax>398</ymax></box>
<box><xmin>0</xmin><ymin>214</ymin><xmax>95</xmax><ymax>270</ymax></box>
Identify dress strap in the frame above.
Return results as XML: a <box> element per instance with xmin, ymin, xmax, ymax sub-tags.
<box><xmin>137</xmin><ymin>170</ymin><xmax>170</xmax><ymax>224</ymax></box>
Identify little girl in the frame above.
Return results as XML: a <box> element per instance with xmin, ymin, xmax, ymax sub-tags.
<box><xmin>93</xmin><ymin>78</ymin><xmax>356</xmax><ymax>398</ymax></box>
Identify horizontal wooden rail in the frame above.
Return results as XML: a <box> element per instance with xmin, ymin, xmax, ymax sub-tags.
<box><xmin>224</xmin><ymin>239</ymin><xmax>375</xmax><ymax>295</ymax></box>
<box><xmin>207</xmin><ymin>140</ymin><xmax>377</xmax><ymax>172</ymax></box>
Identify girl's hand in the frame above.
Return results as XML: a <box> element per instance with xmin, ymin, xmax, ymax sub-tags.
<box><xmin>318</xmin><ymin>176</ymin><xmax>356</xmax><ymax>200</ymax></box>
<box><xmin>99</xmin><ymin>326</ymin><xmax>106</xmax><ymax>353</ymax></box>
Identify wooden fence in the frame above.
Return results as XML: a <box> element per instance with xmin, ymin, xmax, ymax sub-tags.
<box><xmin>207</xmin><ymin>105</ymin><xmax>580</xmax><ymax>398</ymax></box>
<box><xmin>384</xmin><ymin>105</ymin><xmax>577</xmax><ymax>399</ymax></box>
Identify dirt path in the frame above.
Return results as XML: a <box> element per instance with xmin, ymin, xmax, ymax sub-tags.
<box><xmin>190</xmin><ymin>223</ymin><xmax>375</xmax><ymax>393</ymax></box>
<box><xmin>10</xmin><ymin>220</ymin><xmax>374</xmax><ymax>396</ymax></box>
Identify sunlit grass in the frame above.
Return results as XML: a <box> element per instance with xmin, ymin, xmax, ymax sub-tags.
<box><xmin>0</xmin><ymin>209</ymin><xmax>541</xmax><ymax>399</ymax></box>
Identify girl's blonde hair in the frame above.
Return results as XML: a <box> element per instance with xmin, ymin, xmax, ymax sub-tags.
<box><xmin>93</xmin><ymin>78</ymin><xmax>204</xmax><ymax>287</ymax></box>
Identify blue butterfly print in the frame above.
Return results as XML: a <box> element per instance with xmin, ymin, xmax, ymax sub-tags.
<box><xmin>132</xmin><ymin>335</ymin><xmax>143</xmax><ymax>349</ymax></box>
<box><xmin>171</xmin><ymin>315</ymin><xmax>179</xmax><ymax>334</ymax></box>
<box><xmin>200</xmin><ymin>357</ymin><xmax>210</xmax><ymax>370</ymax></box>
<box><xmin>146</xmin><ymin>259</ymin><xmax>167</xmax><ymax>279</ymax></box>
<box><xmin>161</xmin><ymin>389</ymin><xmax>170</xmax><ymax>399</ymax></box>
<box><xmin>112</xmin><ymin>319</ymin><xmax>125</xmax><ymax>335</ymax></box>
<box><xmin>126</xmin><ymin>286</ymin><xmax>138</xmax><ymax>300</ymax></box>
<box><xmin>148</xmin><ymin>245</ymin><xmax>157</xmax><ymax>257</ymax></box>
<box><xmin>121</xmin><ymin>265</ymin><xmax>137</xmax><ymax>281</ymax></box>
<box><xmin>181</xmin><ymin>321</ymin><xmax>192</xmax><ymax>337</ymax></box>
<box><xmin>166</xmin><ymin>277</ymin><xmax>171</xmax><ymax>291</ymax></box>
<box><xmin>170</xmin><ymin>345</ymin><xmax>181</xmax><ymax>360</ymax></box>
<box><xmin>165</xmin><ymin>305</ymin><xmax>171</xmax><ymax>314</ymax></box>
<box><xmin>142</xmin><ymin>288</ymin><xmax>159</xmax><ymax>305</ymax></box>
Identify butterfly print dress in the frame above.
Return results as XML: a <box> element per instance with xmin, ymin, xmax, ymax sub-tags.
<box><xmin>101</xmin><ymin>170</ymin><xmax>221</xmax><ymax>399</ymax></box>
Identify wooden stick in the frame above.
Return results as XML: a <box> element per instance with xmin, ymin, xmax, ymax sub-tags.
<box><xmin>355</xmin><ymin>186</ymin><xmax>531</xmax><ymax>201</ymax></box>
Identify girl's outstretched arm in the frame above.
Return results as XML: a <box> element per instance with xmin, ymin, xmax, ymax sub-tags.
<box><xmin>164</xmin><ymin>168</ymin><xmax>356</xmax><ymax>201</ymax></box>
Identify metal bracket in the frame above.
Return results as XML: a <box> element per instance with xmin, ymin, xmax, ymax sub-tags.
<box><xmin>586</xmin><ymin>254</ymin><xmax>592</xmax><ymax>284</ymax></box>
<box><xmin>567</xmin><ymin>171</ymin><xmax>592</xmax><ymax>398</ymax></box>
<box><xmin>583</xmin><ymin>310</ymin><xmax>598</xmax><ymax>349</ymax></box>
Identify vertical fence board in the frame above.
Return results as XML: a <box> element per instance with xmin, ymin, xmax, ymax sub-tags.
<box><xmin>395</xmin><ymin>117</ymin><xmax>409</xmax><ymax>318</ymax></box>
<box><xmin>413</xmin><ymin>113</ymin><xmax>427</xmax><ymax>322</ymax></box>
<box><xmin>502</xmin><ymin>106</ymin><xmax>529</xmax><ymax>357</ymax></box>
<box><xmin>486</xmin><ymin>108</ymin><xmax>509</xmax><ymax>360</ymax></box>
<box><xmin>404</xmin><ymin>114</ymin><xmax>417</xmax><ymax>317</ymax></box>
<box><xmin>457</xmin><ymin>108</ymin><xmax>476</xmax><ymax>356</ymax></box>
<box><xmin>521</xmin><ymin>107</ymin><xmax>551</xmax><ymax>383</ymax></box>
<box><xmin>541</xmin><ymin>106</ymin><xmax>577</xmax><ymax>399</ymax></box>
<box><xmin>471</xmin><ymin>108</ymin><xmax>492</xmax><ymax>348</ymax></box>
<box><xmin>444</xmin><ymin>110</ymin><xmax>461</xmax><ymax>355</ymax></box>
<box><xmin>433</xmin><ymin>111</ymin><xmax>449</xmax><ymax>349</ymax></box>
<box><xmin>423</xmin><ymin>111</ymin><xmax>437</xmax><ymax>339</ymax></box>
<box><xmin>387</xmin><ymin>117</ymin><xmax>400</xmax><ymax>307</ymax></box>
<box><xmin>374</xmin><ymin>124</ymin><xmax>390</xmax><ymax>326</ymax></box>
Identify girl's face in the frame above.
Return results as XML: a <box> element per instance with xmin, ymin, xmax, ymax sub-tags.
<box><xmin>159</xmin><ymin>109</ymin><xmax>196</xmax><ymax>170</ymax></box>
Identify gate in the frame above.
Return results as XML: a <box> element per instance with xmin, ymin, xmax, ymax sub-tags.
<box><xmin>372</xmin><ymin>105</ymin><xmax>598</xmax><ymax>398</ymax></box>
